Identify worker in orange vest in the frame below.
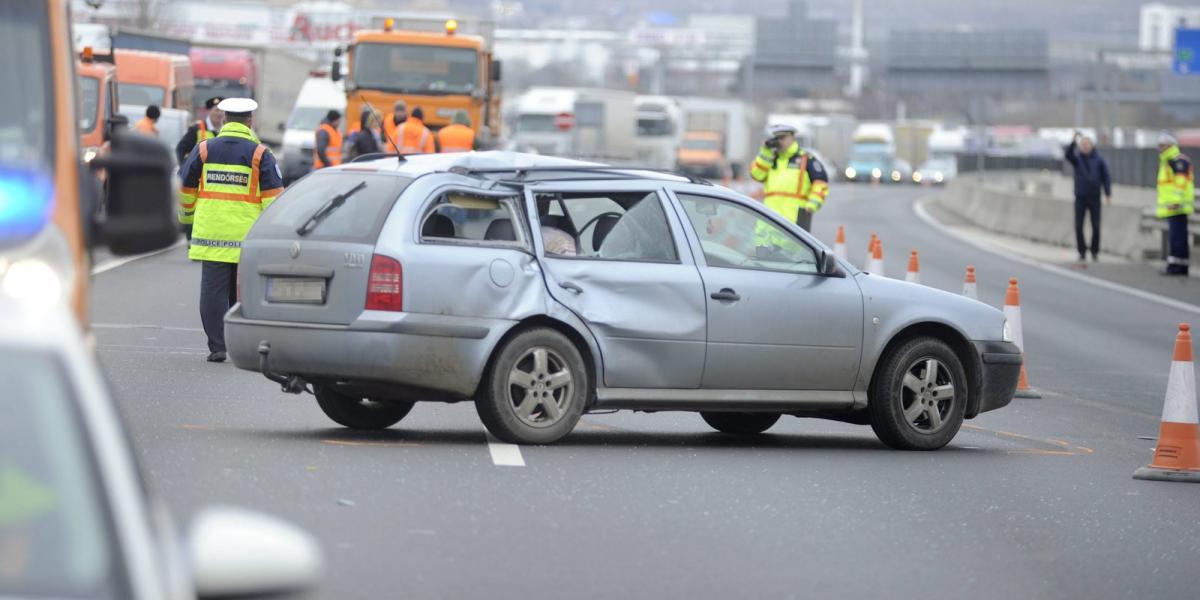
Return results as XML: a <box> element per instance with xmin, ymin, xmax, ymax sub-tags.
<box><xmin>134</xmin><ymin>105</ymin><xmax>161</xmax><ymax>138</ymax></box>
<box><xmin>313</xmin><ymin>110</ymin><xmax>342</xmax><ymax>169</ymax></box>
<box><xmin>382</xmin><ymin>100</ymin><xmax>406</xmax><ymax>151</ymax></box>
<box><xmin>397</xmin><ymin>106</ymin><xmax>435</xmax><ymax>154</ymax></box>
<box><xmin>438</xmin><ymin>110</ymin><xmax>476</xmax><ymax>153</ymax></box>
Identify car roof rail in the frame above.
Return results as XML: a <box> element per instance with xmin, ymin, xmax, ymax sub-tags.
<box><xmin>460</xmin><ymin>165</ymin><xmax>712</xmax><ymax>185</ymax></box>
<box><xmin>348</xmin><ymin>152</ymin><xmax>405</xmax><ymax>163</ymax></box>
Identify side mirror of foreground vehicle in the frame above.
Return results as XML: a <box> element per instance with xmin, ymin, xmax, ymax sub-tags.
<box><xmin>89</xmin><ymin>129</ymin><xmax>178</xmax><ymax>256</ymax></box>
<box><xmin>819</xmin><ymin>249</ymin><xmax>843</xmax><ymax>277</ymax></box>
<box><xmin>189</xmin><ymin>506</ymin><xmax>323</xmax><ymax>599</ymax></box>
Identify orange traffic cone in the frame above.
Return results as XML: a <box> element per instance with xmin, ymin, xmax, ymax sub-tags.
<box><xmin>834</xmin><ymin>226</ymin><xmax>848</xmax><ymax>261</ymax></box>
<box><xmin>905</xmin><ymin>250</ymin><xmax>921</xmax><ymax>283</ymax></box>
<box><xmin>1004</xmin><ymin>278</ymin><xmax>1040</xmax><ymax>398</ymax></box>
<box><xmin>962</xmin><ymin>266</ymin><xmax>978</xmax><ymax>300</ymax></box>
<box><xmin>1134</xmin><ymin>323</ymin><xmax>1200</xmax><ymax>483</ymax></box>
<box><xmin>867</xmin><ymin>237</ymin><xmax>884</xmax><ymax>275</ymax></box>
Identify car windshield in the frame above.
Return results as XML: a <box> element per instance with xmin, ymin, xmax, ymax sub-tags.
<box><xmin>287</xmin><ymin>106</ymin><xmax>330</xmax><ymax>131</ymax></box>
<box><xmin>78</xmin><ymin>76</ymin><xmax>101</xmax><ymax>135</ymax></box>
<box><xmin>117</xmin><ymin>83</ymin><xmax>165</xmax><ymax>107</ymax></box>
<box><xmin>517</xmin><ymin>114</ymin><xmax>559</xmax><ymax>133</ymax></box>
<box><xmin>353</xmin><ymin>43</ymin><xmax>478</xmax><ymax>95</ymax></box>
<box><xmin>0</xmin><ymin>348</ymin><xmax>120</xmax><ymax>598</ymax></box>
<box><xmin>682</xmin><ymin>138</ymin><xmax>719</xmax><ymax>151</ymax></box>
<box><xmin>0</xmin><ymin>2</ymin><xmax>53</xmax><ymax>168</ymax></box>
<box><xmin>637</xmin><ymin>117</ymin><xmax>674</xmax><ymax>136</ymax></box>
<box><xmin>194</xmin><ymin>82</ymin><xmax>253</xmax><ymax>105</ymax></box>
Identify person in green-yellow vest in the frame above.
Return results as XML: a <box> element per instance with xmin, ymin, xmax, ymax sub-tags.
<box><xmin>178</xmin><ymin>98</ymin><xmax>283</xmax><ymax>362</ymax></box>
<box><xmin>1156</xmin><ymin>132</ymin><xmax>1194</xmax><ymax>276</ymax></box>
<box><xmin>749</xmin><ymin>123</ymin><xmax>829</xmax><ymax>234</ymax></box>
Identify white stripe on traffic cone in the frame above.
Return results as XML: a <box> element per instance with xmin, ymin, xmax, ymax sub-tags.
<box><xmin>905</xmin><ymin>250</ymin><xmax>920</xmax><ymax>284</ymax></box>
<box><xmin>834</xmin><ymin>225</ymin><xmax>848</xmax><ymax>262</ymax></box>
<box><xmin>1004</xmin><ymin>277</ymin><xmax>1040</xmax><ymax>398</ymax></box>
<box><xmin>962</xmin><ymin>266</ymin><xmax>977</xmax><ymax>300</ymax></box>
<box><xmin>1134</xmin><ymin>323</ymin><xmax>1200</xmax><ymax>483</ymax></box>
<box><xmin>867</xmin><ymin>237</ymin><xmax>884</xmax><ymax>276</ymax></box>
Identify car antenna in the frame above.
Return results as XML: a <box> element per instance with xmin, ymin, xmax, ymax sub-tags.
<box><xmin>359</xmin><ymin>94</ymin><xmax>405</xmax><ymax>162</ymax></box>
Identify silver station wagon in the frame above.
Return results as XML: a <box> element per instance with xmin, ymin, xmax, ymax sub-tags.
<box><xmin>226</xmin><ymin>152</ymin><xmax>1021</xmax><ymax>450</ymax></box>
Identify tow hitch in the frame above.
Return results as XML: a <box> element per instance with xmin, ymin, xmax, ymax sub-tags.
<box><xmin>257</xmin><ymin>341</ymin><xmax>311</xmax><ymax>395</ymax></box>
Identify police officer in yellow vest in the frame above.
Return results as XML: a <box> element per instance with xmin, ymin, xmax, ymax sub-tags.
<box><xmin>179</xmin><ymin>98</ymin><xmax>284</xmax><ymax>362</ymax></box>
<box><xmin>749</xmin><ymin>123</ymin><xmax>829</xmax><ymax>232</ymax></box>
<box><xmin>1157</xmin><ymin>132</ymin><xmax>1194</xmax><ymax>276</ymax></box>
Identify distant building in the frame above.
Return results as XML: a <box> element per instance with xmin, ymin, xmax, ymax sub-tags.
<box><xmin>749</xmin><ymin>0</ymin><xmax>839</xmax><ymax>100</ymax></box>
<box><xmin>1139</xmin><ymin>3</ymin><xmax>1200</xmax><ymax>52</ymax></box>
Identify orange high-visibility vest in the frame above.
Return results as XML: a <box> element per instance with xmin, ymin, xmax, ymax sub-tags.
<box><xmin>313</xmin><ymin>122</ymin><xmax>343</xmax><ymax>168</ymax></box>
<box><xmin>398</xmin><ymin>118</ymin><xmax>435</xmax><ymax>154</ymax></box>
<box><xmin>437</xmin><ymin>123</ymin><xmax>475</xmax><ymax>153</ymax></box>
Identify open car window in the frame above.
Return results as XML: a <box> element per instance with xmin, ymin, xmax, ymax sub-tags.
<box><xmin>420</xmin><ymin>193</ymin><xmax>527</xmax><ymax>248</ymax></box>
<box><xmin>534</xmin><ymin>191</ymin><xmax>678</xmax><ymax>263</ymax></box>
<box><xmin>677</xmin><ymin>194</ymin><xmax>819</xmax><ymax>275</ymax></box>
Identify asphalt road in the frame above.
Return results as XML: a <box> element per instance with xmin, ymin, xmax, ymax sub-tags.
<box><xmin>92</xmin><ymin>184</ymin><xmax>1200</xmax><ymax>600</ymax></box>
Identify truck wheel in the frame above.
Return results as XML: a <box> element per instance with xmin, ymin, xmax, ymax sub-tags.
<box><xmin>700</xmin><ymin>412</ymin><xmax>781</xmax><ymax>434</ymax></box>
<box><xmin>314</xmin><ymin>385</ymin><xmax>414</xmax><ymax>430</ymax></box>
<box><xmin>868</xmin><ymin>337</ymin><xmax>967</xmax><ymax>450</ymax></box>
<box><xmin>475</xmin><ymin>328</ymin><xmax>587</xmax><ymax>445</ymax></box>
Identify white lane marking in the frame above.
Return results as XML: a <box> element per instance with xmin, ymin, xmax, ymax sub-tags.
<box><xmin>91</xmin><ymin>239</ymin><xmax>185</xmax><ymax>275</ymax></box>
<box><xmin>92</xmin><ymin>322</ymin><xmax>204</xmax><ymax>332</ymax></box>
<box><xmin>913</xmin><ymin>198</ymin><xmax>1200</xmax><ymax>316</ymax></box>
<box><xmin>486</xmin><ymin>434</ymin><xmax>526</xmax><ymax>467</ymax></box>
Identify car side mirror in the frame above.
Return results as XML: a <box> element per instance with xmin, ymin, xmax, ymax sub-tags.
<box><xmin>490</xmin><ymin>59</ymin><xmax>502</xmax><ymax>82</ymax></box>
<box><xmin>104</xmin><ymin>113</ymin><xmax>129</xmax><ymax>142</ymax></box>
<box><xmin>89</xmin><ymin>129</ymin><xmax>177</xmax><ymax>255</ymax></box>
<box><xmin>819</xmin><ymin>249</ymin><xmax>842</xmax><ymax>277</ymax></box>
<box><xmin>189</xmin><ymin>506</ymin><xmax>322</xmax><ymax>599</ymax></box>
<box><xmin>331</xmin><ymin>47</ymin><xmax>342</xmax><ymax>83</ymax></box>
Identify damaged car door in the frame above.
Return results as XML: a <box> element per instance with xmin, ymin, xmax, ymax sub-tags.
<box><xmin>526</xmin><ymin>184</ymin><xmax>707</xmax><ymax>389</ymax></box>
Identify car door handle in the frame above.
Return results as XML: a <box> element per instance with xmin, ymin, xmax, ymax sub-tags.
<box><xmin>559</xmin><ymin>281</ymin><xmax>584</xmax><ymax>294</ymax></box>
<box><xmin>710</xmin><ymin>288</ymin><xmax>740</xmax><ymax>302</ymax></box>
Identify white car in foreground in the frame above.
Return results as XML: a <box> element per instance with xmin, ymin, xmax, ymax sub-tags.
<box><xmin>0</xmin><ymin>301</ymin><xmax>322</xmax><ymax>599</ymax></box>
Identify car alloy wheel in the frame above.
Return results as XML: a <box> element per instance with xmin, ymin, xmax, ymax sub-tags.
<box><xmin>507</xmin><ymin>347</ymin><xmax>574</xmax><ymax>428</ymax></box>
<box><xmin>900</xmin><ymin>357</ymin><xmax>956</xmax><ymax>434</ymax></box>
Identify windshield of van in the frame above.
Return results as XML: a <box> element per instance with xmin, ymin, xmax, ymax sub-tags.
<box><xmin>78</xmin><ymin>76</ymin><xmax>101</xmax><ymax>134</ymax></box>
<box><xmin>287</xmin><ymin>107</ymin><xmax>330</xmax><ymax>131</ymax></box>
<box><xmin>517</xmin><ymin>114</ymin><xmax>559</xmax><ymax>134</ymax></box>
<box><xmin>0</xmin><ymin>3</ymin><xmax>53</xmax><ymax>168</ymax></box>
<box><xmin>682</xmin><ymin>138</ymin><xmax>719</xmax><ymax>151</ymax></box>
<box><xmin>0</xmin><ymin>348</ymin><xmax>121</xmax><ymax>598</ymax></box>
<box><xmin>117</xmin><ymin>83</ymin><xmax>166</xmax><ymax>107</ymax></box>
<box><xmin>353</xmin><ymin>43</ymin><xmax>478</xmax><ymax>95</ymax></box>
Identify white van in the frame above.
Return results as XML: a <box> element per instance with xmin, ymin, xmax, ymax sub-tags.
<box><xmin>280</xmin><ymin>75</ymin><xmax>345</xmax><ymax>185</ymax></box>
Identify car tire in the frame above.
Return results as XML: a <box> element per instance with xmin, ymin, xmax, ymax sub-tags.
<box><xmin>868</xmin><ymin>336</ymin><xmax>967</xmax><ymax>451</ymax></box>
<box><xmin>476</xmin><ymin>328</ymin><xmax>587</xmax><ymax>445</ymax></box>
<box><xmin>700</xmin><ymin>412</ymin><xmax>781</xmax><ymax>434</ymax></box>
<box><xmin>314</xmin><ymin>385</ymin><xmax>415</xmax><ymax>430</ymax></box>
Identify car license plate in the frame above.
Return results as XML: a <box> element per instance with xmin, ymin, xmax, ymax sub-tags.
<box><xmin>266</xmin><ymin>277</ymin><xmax>326</xmax><ymax>304</ymax></box>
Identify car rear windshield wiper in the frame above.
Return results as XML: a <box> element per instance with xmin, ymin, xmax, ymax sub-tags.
<box><xmin>296</xmin><ymin>181</ymin><xmax>367</xmax><ymax>237</ymax></box>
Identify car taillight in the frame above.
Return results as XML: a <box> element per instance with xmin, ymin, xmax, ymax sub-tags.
<box><xmin>365</xmin><ymin>254</ymin><xmax>403</xmax><ymax>311</ymax></box>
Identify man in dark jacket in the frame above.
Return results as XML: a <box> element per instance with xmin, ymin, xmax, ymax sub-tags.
<box><xmin>1063</xmin><ymin>132</ymin><xmax>1112</xmax><ymax>264</ymax></box>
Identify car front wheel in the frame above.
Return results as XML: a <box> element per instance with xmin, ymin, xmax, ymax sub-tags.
<box><xmin>700</xmin><ymin>412</ymin><xmax>781</xmax><ymax>434</ymax></box>
<box><xmin>314</xmin><ymin>385</ymin><xmax>415</xmax><ymax>430</ymax></box>
<box><xmin>476</xmin><ymin>328</ymin><xmax>588</xmax><ymax>445</ymax></box>
<box><xmin>868</xmin><ymin>337</ymin><xmax>967</xmax><ymax>450</ymax></box>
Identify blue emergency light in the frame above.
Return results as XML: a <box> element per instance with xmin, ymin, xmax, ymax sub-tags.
<box><xmin>0</xmin><ymin>166</ymin><xmax>54</xmax><ymax>244</ymax></box>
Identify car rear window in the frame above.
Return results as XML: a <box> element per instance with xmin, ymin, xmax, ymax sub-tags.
<box><xmin>251</xmin><ymin>173</ymin><xmax>412</xmax><ymax>242</ymax></box>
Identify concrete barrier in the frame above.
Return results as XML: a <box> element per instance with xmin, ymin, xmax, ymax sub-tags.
<box><xmin>934</xmin><ymin>171</ymin><xmax>1160</xmax><ymax>260</ymax></box>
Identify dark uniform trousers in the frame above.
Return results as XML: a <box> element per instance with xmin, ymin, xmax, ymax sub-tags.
<box><xmin>1167</xmin><ymin>214</ymin><xmax>1190</xmax><ymax>275</ymax></box>
<box><xmin>200</xmin><ymin>261</ymin><xmax>238</xmax><ymax>352</ymax></box>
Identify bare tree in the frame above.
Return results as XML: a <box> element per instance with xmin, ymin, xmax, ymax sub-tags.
<box><xmin>122</xmin><ymin>0</ymin><xmax>164</xmax><ymax>29</ymax></box>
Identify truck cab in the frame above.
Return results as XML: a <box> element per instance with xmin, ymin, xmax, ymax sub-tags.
<box><xmin>335</xmin><ymin>17</ymin><xmax>501</xmax><ymax>148</ymax></box>
<box><xmin>0</xmin><ymin>4</ymin><xmax>178</xmax><ymax>328</ymax></box>
<box><xmin>114</xmin><ymin>49</ymin><xmax>194</xmax><ymax>114</ymax></box>
<box><xmin>77</xmin><ymin>48</ymin><xmax>119</xmax><ymax>164</ymax></box>
<box><xmin>676</xmin><ymin>131</ymin><xmax>729</xmax><ymax>180</ymax></box>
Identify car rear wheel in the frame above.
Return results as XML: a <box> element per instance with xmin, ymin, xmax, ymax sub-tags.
<box><xmin>476</xmin><ymin>328</ymin><xmax>587</xmax><ymax>444</ymax></box>
<box><xmin>868</xmin><ymin>337</ymin><xmax>967</xmax><ymax>450</ymax></box>
<box><xmin>314</xmin><ymin>385</ymin><xmax>415</xmax><ymax>430</ymax></box>
<box><xmin>700</xmin><ymin>412</ymin><xmax>781</xmax><ymax>434</ymax></box>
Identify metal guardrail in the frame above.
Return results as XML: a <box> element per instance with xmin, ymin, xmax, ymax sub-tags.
<box><xmin>958</xmin><ymin>146</ymin><xmax>1200</xmax><ymax>189</ymax></box>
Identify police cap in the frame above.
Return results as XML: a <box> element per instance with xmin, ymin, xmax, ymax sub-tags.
<box><xmin>204</xmin><ymin>96</ymin><xmax>224</xmax><ymax>110</ymax></box>
<box><xmin>216</xmin><ymin>98</ymin><xmax>258</xmax><ymax>117</ymax></box>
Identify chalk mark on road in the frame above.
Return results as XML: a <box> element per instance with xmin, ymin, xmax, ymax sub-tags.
<box><xmin>962</xmin><ymin>423</ymin><xmax>1093</xmax><ymax>456</ymax></box>
<box><xmin>486</xmin><ymin>434</ymin><xmax>526</xmax><ymax>467</ymax></box>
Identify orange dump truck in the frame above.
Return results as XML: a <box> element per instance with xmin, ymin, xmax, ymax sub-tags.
<box><xmin>333</xmin><ymin>17</ymin><xmax>501</xmax><ymax>148</ymax></box>
<box><xmin>114</xmin><ymin>48</ymin><xmax>194</xmax><ymax>113</ymax></box>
